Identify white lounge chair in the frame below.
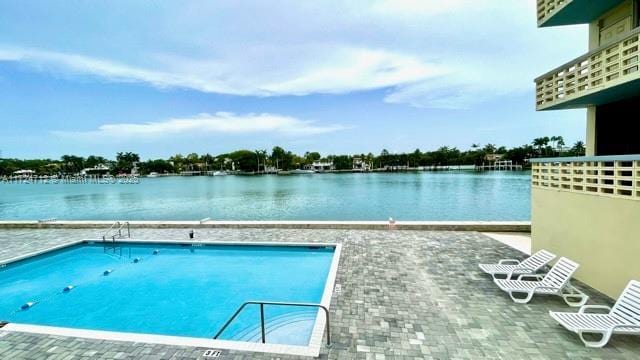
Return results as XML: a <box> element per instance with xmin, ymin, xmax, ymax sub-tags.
<box><xmin>494</xmin><ymin>257</ymin><xmax>588</xmax><ymax>306</ymax></box>
<box><xmin>549</xmin><ymin>280</ymin><xmax>640</xmax><ymax>347</ymax></box>
<box><xmin>479</xmin><ymin>249</ymin><xmax>556</xmax><ymax>279</ymax></box>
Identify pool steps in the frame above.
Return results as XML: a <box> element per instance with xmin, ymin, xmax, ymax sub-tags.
<box><xmin>226</xmin><ymin>310</ymin><xmax>317</xmax><ymax>343</ymax></box>
<box><xmin>229</xmin><ymin>311</ymin><xmax>316</xmax><ymax>342</ymax></box>
<box><xmin>213</xmin><ymin>301</ymin><xmax>331</xmax><ymax>347</ymax></box>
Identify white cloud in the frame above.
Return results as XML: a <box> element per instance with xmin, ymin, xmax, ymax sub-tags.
<box><xmin>0</xmin><ymin>46</ymin><xmax>443</xmax><ymax>97</ymax></box>
<box><xmin>0</xmin><ymin>47</ymin><xmax>230</xmax><ymax>93</ymax></box>
<box><xmin>52</xmin><ymin>112</ymin><xmax>348</xmax><ymax>141</ymax></box>
<box><xmin>370</xmin><ymin>0</ymin><xmax>477</xmax><ymax>16</ymax></box>
<box><xmin>0</xmin><ymin>0</ymin><xmax>587</xmax><ymax>109</ymax></box>
<box><xmin>259</xmin><ymin>48</ymin><xmax>443</xmax><ymax>95</ymax></box>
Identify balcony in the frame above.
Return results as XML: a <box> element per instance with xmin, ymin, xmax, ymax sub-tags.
<box><xmin>537</xmin><ymin>0</ymin><xmax>623</xmax><ymax>27</ymax></box>
<box><xmin>535</xmin><ymin>28</ymin><xmax>640</xmax><ymax>110</ymax></box>
<box><xmin>531</xmin><ymin>154</ymin><xmax>640</xmax><ymax>200</ymax></box>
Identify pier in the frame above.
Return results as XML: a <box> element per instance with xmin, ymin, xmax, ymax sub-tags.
<box><xmin>475</xmin><ymin>160</ymin><xmax>523</xmax><ymax>171</ymax></box>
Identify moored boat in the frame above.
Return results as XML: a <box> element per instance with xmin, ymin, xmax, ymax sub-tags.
<box><xmin>290</xmin><ymin>169</ymin><xmax>315</xmax><ymax>174</ymax></box>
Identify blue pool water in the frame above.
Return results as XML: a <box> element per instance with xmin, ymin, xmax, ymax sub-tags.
<box><xmin>0</xmin><ymin>243</ymin><xmax>335</xmax><ymax>345</ymax></box>
<box><xmin>0</xmin><ymin>171</ymin><xmax>531</xmax><ymax>220</ymax></box>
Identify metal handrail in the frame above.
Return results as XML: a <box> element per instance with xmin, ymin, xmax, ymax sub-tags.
<box><xmin>102</xmin><ymin>221</ymin><xmax>130</xmax><ymax>241</ymax></box>
<box><xmin>102</xmin><ymin>221</ymin><xmax>121</xmax><ymax>241</ymax></box>
<box><xmin>213</xmin><ymin>301</ymin><xmax>331</xmax><ymax>346</ymax></box>
<box><xmin>116</xmin><ymin>221</ymin><xmax>131</xmax><ymax>239</ymax></box>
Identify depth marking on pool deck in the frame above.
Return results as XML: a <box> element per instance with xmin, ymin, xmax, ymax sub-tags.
<box><xmin>202</xmin><ymin>349</ymin><xmax>221</xmax><ymax>358</ymax></box>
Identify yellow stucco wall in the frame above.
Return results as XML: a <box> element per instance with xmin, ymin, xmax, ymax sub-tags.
<box><xmin>586</xmin><ymin>107</ymin><xmax>596</xmax><ymax>155</ymax></box>
<box><xmin>531</xmin><ymin>188</ymin><xmax>640</xmax><ymax>298</ymax></box>
<box><xmin>589</xmin><ymin>0</ymin><xmax>633</xmax><ymax>49</ymax></box>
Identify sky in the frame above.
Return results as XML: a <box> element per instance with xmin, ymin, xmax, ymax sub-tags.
<box><xmin>0</xmin><ymin>0</ymin><xmax>589</xmax><ymax>160</ymax></box>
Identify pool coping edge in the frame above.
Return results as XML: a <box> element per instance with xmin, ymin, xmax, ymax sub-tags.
<box><xmin>0</xmin><ymin>220</ymin><xmax>531</xmax><ymax>232</ymax></box>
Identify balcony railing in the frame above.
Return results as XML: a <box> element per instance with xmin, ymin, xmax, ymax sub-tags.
<box><xmin>537</xmin><ymin>0</ymin><xmax>624</xmax><ymax>27</ymax></box>
<box><xmin>535</xmin><ymin>27</ymin><xmax>640</xmax><ymax>110</ymax></box>
<box><xmin>537</xmin><ymin>0</ymin><xmax>567</xmax><ymax>25</ymax></box>
<box><xmin>531</xmin><ymin>155</ymin><xmax>640</xmax><ymax>200</ymax></box>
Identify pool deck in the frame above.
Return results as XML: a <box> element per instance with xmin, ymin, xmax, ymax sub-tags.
<box><xmin>0</xmin><ymin>228</ymin><xmax>638</xmax><ymax>359</ymax></box>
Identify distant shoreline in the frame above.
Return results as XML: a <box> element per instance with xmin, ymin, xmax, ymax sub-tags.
<box><xmin>154</xmin><ymin>165</ymin><xmax>531</xmax><ymax>177</ymax></box>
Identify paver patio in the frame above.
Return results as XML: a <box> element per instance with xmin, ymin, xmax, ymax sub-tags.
<box><xmin>0</xmin><ymin>228</ymin><xmax>638</xmax><ymax>359</ymax></box>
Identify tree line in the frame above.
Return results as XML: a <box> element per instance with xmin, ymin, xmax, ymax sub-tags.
<box><xmin>0</xmin><ymin>137</ymin><xmax>585</xmax><ymax>176</ymax></box>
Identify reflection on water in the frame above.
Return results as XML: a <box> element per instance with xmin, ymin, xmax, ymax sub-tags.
<box><xmin>63</xmin><ymin>193</ymin><xmax>108</xmax><ymax>203</ymax></box>
<box><xmin>0</xmin><ymin>171</ymin><xmax>531</xmax><ymax>221</ymax></box>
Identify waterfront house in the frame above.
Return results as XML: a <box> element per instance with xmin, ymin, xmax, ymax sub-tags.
<box><xmin>309</xmin><ymin>161</ymin><xmax>334</xmax><ymax>172</ymax></box>
<box><xmin>532</xmin><ymin>0</ymin><xmax>640</xmax><ymax>298</ymax></box>
<box><xmin>352</xmin><ymin>157</ymin><xmax>371</xmax><ymax>171</ymax></box>
<box><xmin>484</xmin><ymin>153</ymin><xmax>504</xmax><ymax>162</ymax></box>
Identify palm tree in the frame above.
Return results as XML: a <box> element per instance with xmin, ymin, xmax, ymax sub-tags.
<box><xmin>570</xmin><ymin>141</ymin><xmax>586</xmax><ymax>156</ymax></box>
<box><xmin>201</xmin><ymin>153</ymin><xmax>214</xmax><ymax>171</ymax></box>
<box><xmin>255</xmin><ymin>149</ymin><xmax>267</xmax><ymax>173</ymax></box>
<box><xmin>169</xmin><ymin>154</ymin><xmax>185</xmax><ymax>173</ymax></box>
<box><xmin>555</xmin><ymin>136</ymin><xmax>565</xmax><ymax>155</ymax></box>
<box><xmin>483</xmin><ymin>144</ymin><xmax>497</xmax><ymax>156</ymax></box>
<box><xmin>532</xmin><ymin>137</ymin><xmax>549</xmax><ymax>157</ymax></box>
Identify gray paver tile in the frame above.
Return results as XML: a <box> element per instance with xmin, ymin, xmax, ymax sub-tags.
<box><xmin>0</xmin><ymin>228</ymin><xmax>637</xmax><ymax>359</ymax></box>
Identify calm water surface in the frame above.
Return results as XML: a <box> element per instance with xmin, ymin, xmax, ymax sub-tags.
<box><xmin>0</xmin><ymin>171</ymin><xmax>531</xmax><ymax>220</ymax></box>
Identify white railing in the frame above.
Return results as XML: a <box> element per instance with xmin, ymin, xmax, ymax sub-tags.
<box><xmin>531</xmin><ymin>155</ymin><xmax>640</xmax><ymax>200</ymax></box>
<box><xmin>537</xmin><ymin>0</ymin><xmax>568</xmax><ymax>25</ymax></box>
<box><xmin>536</xmin><ymin>27</ymin><xmax>640</xmax><ymax>110</ymax></box>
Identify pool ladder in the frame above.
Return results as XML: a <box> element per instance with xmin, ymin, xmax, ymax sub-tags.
<box><xmin>213</xmin><ymin>301</ymin><xmax>331</xmax><ymax>346</ymax></box>
<box><xmin>102</xmin><ymin>221</ymin><xmax>131</xmax><ymax>256</ymax></box>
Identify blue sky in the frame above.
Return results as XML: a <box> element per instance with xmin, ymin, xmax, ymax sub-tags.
<box><xmin>0</xmin><ymin>0</ymin><xmax>588</xmax><ymax>159</ymax></box>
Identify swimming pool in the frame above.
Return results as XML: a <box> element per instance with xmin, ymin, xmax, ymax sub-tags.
<box><xmin>0</xmin><ymin>240</ymin><xmax>340</xmax><ymax>355</ymax></box>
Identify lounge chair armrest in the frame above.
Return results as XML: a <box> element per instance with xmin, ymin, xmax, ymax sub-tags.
<box><xmin>517</xmin><ymin>273</ymin><xmax>543</xmax><ymax>281</ymax></box>
<box><xmin>578</xmin><ymin>305</ymin><xmax>611</xmax><ymax>314</ymax></box>
<box><xmin>499</xmin><ymin>259</ymin><xmax>520</xmax><ymax>265</ymax></box>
